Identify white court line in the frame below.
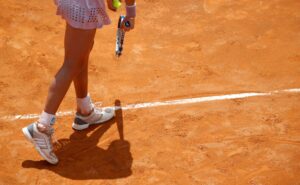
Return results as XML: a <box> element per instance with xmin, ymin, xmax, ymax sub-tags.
<box><xmin>1</xmin><ymin>88</ymin><xmax>299</xmax><ymax>121</ymax></box>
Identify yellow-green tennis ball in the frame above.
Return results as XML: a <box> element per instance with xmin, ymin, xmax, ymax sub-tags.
<box><xmin>112</xmin><ymin>0</ymin><xmax>122</xmax><ymax>9</ymax></box>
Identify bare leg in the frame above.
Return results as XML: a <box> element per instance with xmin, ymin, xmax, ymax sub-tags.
<box><xmin>43</xmin><ymin>24</ymin><xmax>96</xmax><ymax>114</ymax></box>
<box><xmin>73</xmin><ymin>40</ymin><xmax>94</xmax><ymax>115</ymax></box>
<box><xmin>73</xmin><ymin>40</ymin><xmax>94</xmax><ymax>99</ymax></box>
<box><xmin>73</xmin><ymin>55</ymin><xmax>89</xmax><ymax>115</ymax></box>
<box><xmin>73</xmin><ymin>57</ymin><xmax>89</xmax><ymax>99</ymax></box>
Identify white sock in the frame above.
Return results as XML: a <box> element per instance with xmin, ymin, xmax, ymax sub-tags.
<box><xmin>38</xmin><ymin>111</ymin><xmax>56</xmax><ymax>126</ymax></box>
<box><xmin>77</xmin><ymin>94</ymin><xmax>93</xmax><ymax>115</ymax></box>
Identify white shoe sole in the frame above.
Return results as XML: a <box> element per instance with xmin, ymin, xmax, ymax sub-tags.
<box><xmin>72</xmin><ymin>122</ymin><xmax>90</xmax><ymax>131</ymax></box>
<box><xmin>22</xmin><ymin>127</ymin><xmax>58</xmax><ymax>165</ymax></box>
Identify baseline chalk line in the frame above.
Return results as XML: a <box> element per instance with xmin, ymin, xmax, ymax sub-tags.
<box><xmin>1</xmin><ymin>88</ymin><xmax>299</xmax><ymax>121</ymax></box>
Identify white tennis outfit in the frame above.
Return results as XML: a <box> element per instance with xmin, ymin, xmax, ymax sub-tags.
<box><xmin>54</xmin><ymin>0</ymin><xmax>111</xmax><ymax>29</ymax></box>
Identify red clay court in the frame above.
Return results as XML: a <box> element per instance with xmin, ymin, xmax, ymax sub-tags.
<box><xmin>0</xmin><ymin>0</ymin><xmax>300</xmax><ymax>184</ymax></box>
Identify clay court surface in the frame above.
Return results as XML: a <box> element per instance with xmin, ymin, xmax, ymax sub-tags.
<box><xmin>1</xmin><ymin>0</ymin><xmax>300</xmax><ymax>184</ymax></box>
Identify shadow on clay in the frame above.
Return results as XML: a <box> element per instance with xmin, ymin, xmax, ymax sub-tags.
<box><xmin>22</xmin><ymin>100</ymin><xmax>133</xmax><ymax>180</ymax></box>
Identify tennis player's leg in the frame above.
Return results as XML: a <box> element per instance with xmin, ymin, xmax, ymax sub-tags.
<box><xmin>72</xmin><ymin>37</ymin><xmax>115</xmax><ymax>131</ymax></box>
<box><xmin>44</xmin><ymin>24</ymin><xmax>96</xmax><ymax>114</ymax></box>
<box><xmin>22</xmin><ymin>24</ymin><xmax>97</xmax><ymax>164</ymax></box>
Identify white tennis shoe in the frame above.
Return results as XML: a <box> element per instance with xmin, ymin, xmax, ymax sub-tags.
<box><xmin>22</xmin><ymin>123</ymin><xmax>58</xmax><ymax>164</ymax></box>
<box><xmin>72</xmin><ymin>107</ymin><xmax>115</xmax><ymax>131</ymax></box>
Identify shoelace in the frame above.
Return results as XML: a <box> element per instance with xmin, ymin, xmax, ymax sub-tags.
<box><xmin>94</xmin><ymin>107</ymin><xmax>103</xmax><ymax>114</ymax></box>
<box><xmin>91</xmin><ymin>102</ymin><xmax>104</xmax><ymax>119</ymax></box>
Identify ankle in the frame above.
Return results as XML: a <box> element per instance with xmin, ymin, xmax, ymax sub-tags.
<box><xmin>37</xmin><ymin>122</ymin><xmax>52</xmax><ymax>133</ymax></box>
<box><xmin>76</xmin><ymin>94</ymin><xmax>93</xmax><ymax>115</ymax></box>
<box><xmin>39</xmin><ymin>111</ymin><xmax>56</xmax><ymax>126</ymax></box>
<box><xmin>77</xmin><ymin>108</ymin><xmax>94</xmax><ymax>117</ymax></box>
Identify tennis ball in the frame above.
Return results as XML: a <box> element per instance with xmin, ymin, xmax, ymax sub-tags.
<box><xmin>112</xmin><ymin>0</ymin><xmax>122</xmax><ymax>9</ymax></box>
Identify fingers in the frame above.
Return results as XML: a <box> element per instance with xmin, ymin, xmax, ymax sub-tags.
<box><xmin>107</xmin><ymin>0</ymin><xmax>117</xmax><ymax>11</ymax></box>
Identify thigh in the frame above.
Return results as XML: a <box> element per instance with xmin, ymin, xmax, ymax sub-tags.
<box><xmin>64</xmin><ymin>23</ymin><xmax>96</xmax><ymax>63</ymax></box>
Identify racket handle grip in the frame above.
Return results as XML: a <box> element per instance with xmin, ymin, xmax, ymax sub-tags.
<box><xmin>124</xmin><ymin>21</ymin><xmax>130</xmax><ymax>27</ymax></box>
<box><xmin>118</xmin><ymin>16</ymin><xmax>131</xmax><ymax>28</ymax></box>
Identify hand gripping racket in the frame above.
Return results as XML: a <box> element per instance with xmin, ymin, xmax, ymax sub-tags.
<box><xmin>115</xmin><ymin>16</ymin><xmax>130</xmax><ymax>57</ymax></box>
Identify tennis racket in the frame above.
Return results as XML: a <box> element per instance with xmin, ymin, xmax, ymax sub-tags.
<box><xmin>115</xmin><ymin>16</ymin><xmax>130</xmax><ymax>57</ymax></box>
